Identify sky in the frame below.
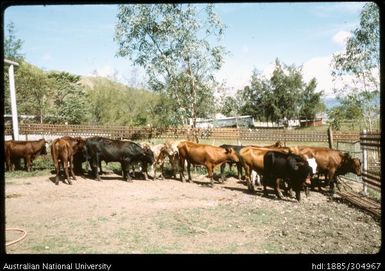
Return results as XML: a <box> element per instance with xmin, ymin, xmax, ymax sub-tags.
<box><xmin>4</xmin><ymin>2</ymin><xmax>367</xmax><ymax>100</ymax></box>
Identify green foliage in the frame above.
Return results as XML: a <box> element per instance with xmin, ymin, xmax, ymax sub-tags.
<box><xmin>238</xmin><ymin>59</ymin><xmax>324</xmax><ymax>123</ymax></box>
<box><xmin>44</xmin><ymin>71</ymin><xmax>90</xmax><ymax>124</ymax></box>
<box><xmin>331</xmin><ymin>3</ymin><xmax>380</xmax><ymax>131</ymax></box>
<box><xmin>4</xmin><ymin>21</ymin><xmax>24</xmax><ymax>61</ymax></box>
<box><xmin>114</xmin><ymin>4</ymin><xmax>226</xmax><ymax>126</ymax></box>
<box><xmin>7</xmin><ymin>61</ymin><xmax>52</xmax><ymax>122</ymax></box>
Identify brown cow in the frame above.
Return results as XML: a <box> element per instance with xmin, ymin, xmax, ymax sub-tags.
<box><xmin>6</xmin><ymin>139</ymin><xmax>48</xmax><ymax>172</ymax></box>
<box><xmin>4</xmin><ymin>140</ymin><xmax>13</xmax><ymax>171</ymax></box>
<box><xmin>51</xmin><ymin>138</ymin><xmax>76</xmax><ymax>185</ymax></box>
<box><xmin>239</xmin><ymin>146</ymin><xmax>291</xmax><ymax>192</ymax></box>
<box><xmin>60</xmin><ymin>136</ymin><xmax>86</xmax><ymax>175</ymax></box>
<box><xmin>50</xmin><ymin>136</ymin><xmax>86</xmax><ymax>185</ymax></box>
<box><xmin>177</xmin><ymin>141</ymin><xmax>239</xmax><ymax>186</ymax></box>
<box><xmin>291</xmin><ymin>146</ymin><xmax>362</xmax><ymax>194</ymax></box>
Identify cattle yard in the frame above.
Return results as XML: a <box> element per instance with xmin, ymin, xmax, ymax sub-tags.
<box><xmin>4</xmin><ymin>173</ymin><xmax>381</xmax><ymax>254</ymax></box>
<box><xmin>4</xmin><ymin>125</ymin><xmax>381</xmax><ymax>254</ymax></box>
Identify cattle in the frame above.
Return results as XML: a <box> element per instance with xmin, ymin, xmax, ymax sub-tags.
<box><xmin>51</xmin><ymin>138</ymin><xmax>76</xmax><ymax>185</ymax></box>
<box><xmin>219</xmin><ymin>141</ymin><xmax>283</xmax><ymax>181</ymax></box>
<box><xmin>5</xmin><ymin>139</ymin><xmax>48</xmax><ymax>172</ymax></box>
<box><xmin>84</xmin><ymin>137</ymin><xmax>154</xmax><ymax>182</ymax></box>
<box><xmin>262</xmin><ymin>151</ymin><xmax>313</xmax><ymax>201</ymax></box>
<box><xmin>50</xmin><ymin>136</ymin><xmax>86</xmax><ymax>185</ymax></box>
<box><xmin>239</xmin><ymin>146</ymin><xmax>291</xmax><ymax>192</ymax></box>
<box><xmin>147</xmin><ymin>142</ymin><xmax>178</xmax><ymax>180</ymax></box>
<box><xmin>177</xmin><ymin>141</ymin><xmax>239</xmax><ymax>186</ymax></box>
<box><xmin>290</xmin><ymin>146</ymin><xmax>362</xmax><ymax>195</ymax></box>
<box><xmin>4</xmin><ymin>140</ymin><xmax>13</xmax><ymax>171</ymax></box>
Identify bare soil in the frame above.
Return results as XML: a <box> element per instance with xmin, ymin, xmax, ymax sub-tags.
<box><xmin>5</xmin><ymin>171</ymin><xmax>381</xmax><ymax>254</ymax></box>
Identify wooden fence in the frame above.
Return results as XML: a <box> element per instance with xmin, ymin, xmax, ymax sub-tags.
<box><xmin>3</xmin><ymin>123</ymin><xmax>361</xmax><ymax>143</ymax></box>
<box><xmin>360</xmin><ymin>131</ymin><xmax>381</xmax><ymax>192</ymax></box>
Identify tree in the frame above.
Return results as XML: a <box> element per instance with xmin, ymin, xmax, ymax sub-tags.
<box><xmin>4</xmin><ymin>21</ymin><xmax>24</xmax><ymax>61</ymax></box>
<box><xmin>114</xmin><ymin>4</ymin><xmax>226</xmax><ymax>127</ymax></box>
<box><xmin>4</xmin><ymin>21</ymin><xmax>24</xmax><ymax>115</ymax></box>
<box><xmin>238</xmin><ymin>69</ymin><xmax>271</xmax><ymax>121</ymax></box>
<box><xmin>299</xmin><ymin>78</ymin><xmax>325</xmax><ymax>120</ymax></box>
<box><xmin>331</xmin><ymin>2</ymin><xmax>380</xmax><ymax>131</ymax></box>
<box><xmin>238</xmin><ymin>59</ymin><xmax>324</xmax><ymax>124</ymax></box>
<box><xmin>45</xmin><ymin>71</ymin><xmax>90</xmax><ymax>124</ymax></box>
<box><xmin>10</xmin><ymin>61</ymin><xmax>51</xmax><ymax>123</ymax></box>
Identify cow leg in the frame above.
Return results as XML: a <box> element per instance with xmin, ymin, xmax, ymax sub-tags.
<box><xmin>274</xmin><ymin>178</ymin><xmax>284</xmax><ymax>199</ymax></box>
<box><xmin>122</xmin><ymin>161</ymin><xmax>133</xmax><ymax>182</ymax></box>
<box><xmin>328</xmin><ymin>170</ymin><xmax>337</xmax><ymax>196</ymax></box>
<box><xmin>220</xmin><ymin>163</ymin><xmax>226</xmax><ymax>183</ymax></box>
<box><xmin>262</xmin><ymin>176</ymin><xmax>269</xmax><ymax>197</ymax></box>
<box><xmin>69</xmin><ymin>156</ymin><xmax>76</xmax><ymax>181</ymax></box>
<box><xmin>187</xmin><ymin>161</ymin><xmax>192</xmax><ymax>182</ymax></box>
<box><xmin>237</xmin><ymin>163</ymin><xmax>243</xmax><ymax>180</ymax></box>
<box><xmin>26</xmin><ymin>156</ymin><xmax>32</xmax><ymax>172</ymax></box>
<box><xmin>207</xmin><ymin>165</ymin><xmax>214</xmax><ymax>187</ymax></box>
<box><xmin>99</xmin><ymin>160</ymin><xmax>104</xmax><ymax>175</ymax></box>
<box><xmin>95</xmin><ymin>154</ymin><xmax>101</xmax><ymax>182</ymax></box>
<box><xmin>141</xmin><ymin>161</ymin><xmax>149</xmax><ymax>181</ymax></box>
<box><xmin>63</xmin><ymin>160</ymin><xmax>72</xmax><ymax>185</ymax></box>
<box><xmin>152</xmin><ymin>163</ymin><xmax>157</xmax><ymax>180</ymax></box>
<box><xmin>54</xmin><ymin>160</ymin><xmax>61</xmax><ymax>185</ymax></box>
<box><xmin>159</xmin><ymin>163</ymin><xmax>165</xmax><ymax>180</ymax></box>
<box><xmin>244</xmin><ymin>165</ymin><xmax>255</xmax><ymax>192</ymax></box>
<box><xmin>179</xmin><ymin>157</ymin><xmax>185</xmax><ymax>183</ymax></box>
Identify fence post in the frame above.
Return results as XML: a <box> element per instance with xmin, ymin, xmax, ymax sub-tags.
<box><xmin>361</xmin><ymin>129</ymin><xmax>368</xmax><ymax>196</ymax></box>
<box><xmin>327</xmin><ymin>127</ymin><xmax>334</xmax><ymax>149</ymax></box>
<box><xmin>237</xmin><ymin>128</ymin><xmax>241</xmax><ymax>145</ymax></box>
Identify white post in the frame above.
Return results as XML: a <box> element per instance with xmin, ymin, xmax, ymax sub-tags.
<box><xmin>8</xmin><ymin>64</ymin><xmax>19</xmax><ymax>140</ymax></box>
<box><xmin>362</xmin><ymin>129</ymin><xmax>368</xmax><ymax>195</ymax></box>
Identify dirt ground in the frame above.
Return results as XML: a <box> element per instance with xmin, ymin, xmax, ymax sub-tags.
<box><xmin>5</xmin><ymin>171</ymin><xmax>381</xmax><ymax>254</ymax></box>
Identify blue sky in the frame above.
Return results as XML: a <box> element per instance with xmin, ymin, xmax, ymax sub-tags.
<box><xmin>4</xmin><ymin>2</ymin><xmax>366</xmax><ymax>98</ymax></box>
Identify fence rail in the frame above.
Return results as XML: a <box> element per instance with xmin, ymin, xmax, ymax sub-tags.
<box><xmin>360</xmin><ymin>131</ymin><xmax>381</xmax><ymax>192</ymax></box>
<box><xmin>3</xmin><ymin>123</ymin><xmax>361</xmax><ymax>143</ymax></box>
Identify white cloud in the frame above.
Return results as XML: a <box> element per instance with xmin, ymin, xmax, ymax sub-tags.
<box><xmin>302</xmin><ymin>55</ymin><xmax>335</xmax><ymax>98</ymax></box>
<box><xmin>332</xmin><ymin>30</ymin><xmax>352</xmax><ymax>47</ymax></box>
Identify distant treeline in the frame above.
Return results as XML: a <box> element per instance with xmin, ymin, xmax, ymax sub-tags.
<box><xmin>4</xmin><ymin>61</ymin><xmax>179</xmax><ymax>127</ymax></box>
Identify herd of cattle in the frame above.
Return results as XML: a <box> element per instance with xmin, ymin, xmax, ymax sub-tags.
<box><xmin>4</xmin><ymin>136</ymin><xmax>362</xmax><ymax>201</ymax></box>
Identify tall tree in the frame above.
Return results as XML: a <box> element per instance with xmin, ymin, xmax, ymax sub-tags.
<box><xmin>331</xmin><ymin>2</ymin><xmax>380</xmax><ymax>131</ymax></box>
<box><xmin>4</xmin><ymin>21</ymin><xmax>25</xmax><ymax>115</ymax></box>
<box><xmin>4</xmin><ymin>21</ymin><xmax>24</xmax><ymax>61</ymax></box>
<box><xmin>239</xmin><ymin>59</ymin><xmax>324</xmax><ymax>124</ymax></box>
<box><xmin>45</xmin><ymin>71</ymin><xmax>90</xmax><ymax>124</ymax></box>
<box><xmin>114</xmin><ymin>4</ymin><xmax>226</xmax><ymax>127</ymax></box>
<box><xmin>10</xmin><ymin>62</ymin><xmax>51</xmax><ymax>123</ymax></box>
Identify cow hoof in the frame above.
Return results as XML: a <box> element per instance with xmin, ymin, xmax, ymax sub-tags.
<box><xmin>68</xmin><ymin>181</ymin><xmax>73</xmax><ymax>185</ymax></box>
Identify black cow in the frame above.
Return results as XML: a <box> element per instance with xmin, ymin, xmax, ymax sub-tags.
<box><xmin>263</xmin><ymin>151</ymin><xmax>313</xmax><ymax>202</ymax></box>
<box><xmin>84</xmin><ymin>137</ymin><xmax>154</xmax><ymax>182</ymax></box>
<box><xmin>219</xmin><ymin>141</ymin><xmax>283</xmax><ymax>182</ymax></box>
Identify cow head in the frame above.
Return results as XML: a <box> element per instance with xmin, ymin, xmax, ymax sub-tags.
<box><xmin>348</xmin><ymin>157</ymin><xmax>362</xmax><ymax>176</ymax></box>
<box><xmin>342</xmin><ymin>153</ymin><xmax>362</xmax><ymax>176</ymax></box>
<box><xmin>41</xmin><ymin>139</ymin><xmax>48</xmax><ymax>155</ymax></box>
<box><xmin>143</xmin><ymin>147</ymin><xmax>155</xmax><ymax>165</ymax></box>
<box><xmin>274</xmin><ymin>141</ymin><xmax>283</xmax><ymax>147</ymax></box>
<box><xmin>225</xmin><ymin>147</ymin><xmax>239</xmax><ymax>162</ymax></box>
